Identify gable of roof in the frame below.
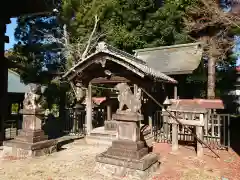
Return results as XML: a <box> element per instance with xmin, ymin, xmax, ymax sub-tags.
<box><xmin>134</xmin><ymin>43</ymin><xmax>203</xmax><ymax>75</ymax></box>
<box><xmin>63</xmin><ymin>42</ymin><xmax>177</xmax><ymax>84</ymax></box>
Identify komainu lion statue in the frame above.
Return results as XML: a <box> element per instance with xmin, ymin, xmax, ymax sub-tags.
<box><xmin>115</xmin><ymin>83</ymin><xmax>142</xmax><ymax>113</ymax></box>
<box><xmin>23</xmin><ymin>83</ymin><xmax>44</xmax><ymax>109</ymax></box>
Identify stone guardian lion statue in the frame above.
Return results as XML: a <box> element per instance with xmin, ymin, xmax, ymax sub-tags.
<box><xmin>115</xmin><ymin>83</ymin><xmax>142</xmax><ymax>113</ymax></box>
<box><xmin>23</xmin><ymin>83</ymin><xmax>43</xmax><ymax>109</ymax></box>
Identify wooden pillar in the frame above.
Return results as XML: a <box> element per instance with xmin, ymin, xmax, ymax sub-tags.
<box><xmin>86</xmin><ymin>83</ymin><xmax>93</xmax><ymax>135</ymax></box>
<box><xmin>172</xmin><ymin>123</ymin><xmax>178</xmax><ymax>152</ymax></box>
<box><xmin>196</xmin><ymin>114</ymin><xmax>204</xmax><ymax>157</ymax></box>
<box><xmin>133</xmin><ymin>84</ymin><xmax>138</xmax><ymax>95</ymax></box>
<box><xmin>107</xmin><ymin>104</ymin><xmax>112</xmax><ymax>121</ymax></box>
<box><xmin>174</xmin><ymin>85</ymin><xmax>178</xmax><ymax>99</ymax></box>
<box><xmin>0</xmin><ymin>18</ymin><xmax>10</xmax><ymax>143</ymax></box>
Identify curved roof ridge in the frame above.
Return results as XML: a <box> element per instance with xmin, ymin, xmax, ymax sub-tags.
<box><xmin>97</xmin><ymin>41</ymin><xmax>146</xmax><ymax>65</ymax></box>
<box><xmin>134</xmin><ymin>42</ymin><xmax>202</xmax><ymax>53</ymax></box>
<box><xmin>62</xmin><ymin>43</ymin><xmax>177</xmax><ymax>84</ymax></box>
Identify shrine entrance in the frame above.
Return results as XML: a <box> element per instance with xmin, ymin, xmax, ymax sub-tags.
<box><xmin>62</xmin><ymin>42</ymin><xmax>177</xmax><ymax>144</ymax></box>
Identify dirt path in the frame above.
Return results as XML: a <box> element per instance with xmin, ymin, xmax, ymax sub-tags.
<box><xmin>153</xmin><ymin>143</ymin><xmax>240</xmax><ymax>180</ymax></box>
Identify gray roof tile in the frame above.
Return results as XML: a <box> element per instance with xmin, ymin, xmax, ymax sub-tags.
<box><xmin>134</xmin><ymin>43</ymin><xmax>203</xmax><ymax>75</ymax></box>
<box><xmin>63</xmin><ymin>42</ymin><xmax>177</xmax><ymax>83</ymax></box>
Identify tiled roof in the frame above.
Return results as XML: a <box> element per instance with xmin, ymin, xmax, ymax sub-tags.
<box><xmin>134</xmin><ymin>43</ymin><xmax>203</xmax><ymax>75</ymax></box>
<box><xmin>169</xmin><ymin>99</ymin><xmax>225</xmax><ymax>111</ymax></box>
<box><xmin>63</xmin><ymin>42</ymin><xmax>177</xmax><ymax>84</ymax></box>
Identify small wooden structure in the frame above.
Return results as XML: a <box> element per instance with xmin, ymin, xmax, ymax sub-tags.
<box><xmin>163</xmin><ymin>102</ymin><xmax>208</xmax><ymax>157</ymax></box>
<box><xmin>62</xmin><ymin>41</ymin><xmax>177</xmax><ymax>137</ymax></box>
<box><xmin>160</xmin><ymin>98</ymin><xmax>227</xmax><ymax>156</ymax></box>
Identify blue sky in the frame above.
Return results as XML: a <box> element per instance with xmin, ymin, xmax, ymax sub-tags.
<box><xmin>5</xmin><ymin>18</ymin><xmax>17</xmax><ymax>50</ymax></box>
<box><xmin>5</xmin><ymin>17</ymin><xmax>240</xmax><ymax>66</ymax></box>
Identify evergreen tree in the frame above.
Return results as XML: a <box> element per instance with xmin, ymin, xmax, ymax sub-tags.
<box><xmin>13</xmin><ymin>15</ymin><xmax>64</xmax><ymax>83</ymax></box>
<box><xmin>61</xmin><ymin>0</ymin><xmax>193</xmax><ymax>53</ymax></box>
<box><xmin>10</xmin><ymin>14</ymin><xmax>64</xmax><ymax>108</ymax></box>
<box><xmin>10</xmin><ymin>0</ymin><xmax>239</xmax><ymax>102</ymax></box>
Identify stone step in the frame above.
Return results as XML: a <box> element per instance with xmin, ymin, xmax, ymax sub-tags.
<box><xmin>86</xmin><ymin>133</ymin><xmax>154</xmax><ymax>147</ymax></box>
<box><xmin>85</xmin><ymin>134</ymin><xmax>117</xmax><ymax>145</ymax></box>
<box><xmin>85</xmin><ymin>136</ymin><xmax>115</xmax><ymax>146</ymax></box>
<box><xmin>90</xmin><ymin>132</ymin><xmax>116</xmax><ymax>138</ymax></box>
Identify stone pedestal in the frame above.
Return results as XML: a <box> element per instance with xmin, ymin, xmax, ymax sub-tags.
<box><xmin>3</xmin><ymin>109</ymin><xmax>57</xmax><ymax>158</ymax></box>
<box><xmin>95</xmin><ymin>111</ymin><xmax>159</xmax><ymax>179</ymax></box>
<box><xmin>104</xmin><ymin>120</ymin><xmax>117</xmax><ymax>131</ymax></box>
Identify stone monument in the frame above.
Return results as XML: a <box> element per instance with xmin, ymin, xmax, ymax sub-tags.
<box><xmin>3</xmin><ymin>84</ymin><xmax>57</xmax><ymax>158</ymax></box>
<box><xmin>95</xmin><ymin>83</ymin><xmax>159</xmax><ymax>179</ymax></box>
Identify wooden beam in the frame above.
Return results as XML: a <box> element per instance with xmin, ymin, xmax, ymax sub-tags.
<box><xmin>169</xmin><ymin>118</ymin><xmax>204</xmax><ymax>127</ymax></box>
<box><xmin>90</xmin><ymin>76</ymin><xmax>130</xmax><ymax>84</ymax></box>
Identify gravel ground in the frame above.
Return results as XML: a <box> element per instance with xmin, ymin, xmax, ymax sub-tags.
<box><xmin>0</xmin><ymin>140</ymin><xmax>159</xmax><ymax>180</ymax></box>
<box><xmin>0</xmin><ymin>139</ymin><xmax>239</xmax><ymax>180</ymax></box>
<box><xmin>0</xmin><ymin>140</ymin><xmax>115</xmax><ymax>180</ymax></box>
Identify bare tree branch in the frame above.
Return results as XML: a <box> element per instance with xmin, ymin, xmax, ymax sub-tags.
<box><xmin>81</xmin><ymin>15</ymin><xmax>99</xmax><ymax>60</ymax></box>
<box><xmin>36</xmin><ymin>15</ymin><xmax>101</xmax><ymax>102</ymax></box>
<box><xmin>183</xmin><ymin>0</ymin><xmax>240</xmax><ymax>98</ymax></box>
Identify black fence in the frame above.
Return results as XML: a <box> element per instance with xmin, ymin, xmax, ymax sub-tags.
<box><xmin>152</xmin><ymin>110</ymin><xmax>231</xmax><ymax>149</ymax></box>
<box><xmin>64</xmin><ymin>108</ymin><xmax>86</xmax><ymax>136</ymax></box>
<box><xmin>63</xmin><ymin>107</ymin><xmax>106</xmax><ymax>135</ymax></box>
<box><xmin>92</xmin><ymin>107</ymin><xmax>106</xmax><ymax>128</ymax></box>
<box><xmin>3</xmin><ymin>107</ymin><xmax>106</xmax><ymax>140</ymax></box>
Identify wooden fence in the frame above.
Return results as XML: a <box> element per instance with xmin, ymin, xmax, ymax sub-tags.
<box><xmin>152</xmin><ymin>111</ymin><xmax>230</xmax><ymax>149</ymax></box>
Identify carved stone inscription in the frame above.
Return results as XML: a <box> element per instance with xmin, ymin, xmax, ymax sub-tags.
<box><xmin>22</xmin><ymin>115</ymin><xmax>41</xmax><ymax>131</ymax></box>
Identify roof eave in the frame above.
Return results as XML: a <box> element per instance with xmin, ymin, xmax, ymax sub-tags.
<box><xmin>163</xmin><ymin>70</ymin><xmax>194</xmax><ymax>75</ymax></box>
<box><xmin>62</xmin><ymin>42</ymin><xmax>178</xmax><ymax>83</ymax></box>
<box><xmin>134</xmin><ymin>42</ymin><xmax>202</xmax><ymax>53</ymax></box>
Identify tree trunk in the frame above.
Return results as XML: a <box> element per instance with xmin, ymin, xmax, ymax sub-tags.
<box><xmin>207</xmin><ymin>56</ymin><xmax>216</xmax><ymax>99</ymax></box>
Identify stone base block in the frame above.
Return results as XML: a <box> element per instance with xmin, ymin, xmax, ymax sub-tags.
<box><xmin>15</xmin><ymin>130</ymin><xmax>48</xmax><ymax>143</ymax></box>
<box><xmin>104</xmin><ymin>120</ymin><xmax>117</xmax><ymax>131</ymax></box>
<box><xmin>95</xmin><ymin>153</ymin><xmax>159</xmax><ymax>179</ymax></box>
<box><xmin>2</xmin><ymin>139</ymin><xmax>57</xmax><ymax>158</ymax></box>
<box><xmin>113</xmin><ymin>112</ymin><xmax>144</xmax><ymax>122</ymax></box>
<box><xmin>107</xmin><ymin>140</ymin><xmax>148</xmax><ymax>160</ymax></box>
<box><xmin>112</xmin><ymin>140</ymin><xmax>145</xmax><ymax>150</ymax></box>
<box><xmin>107</xmin><ymin>147</ymin><xmax>148</xmax><ymax>160</ymax></box>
